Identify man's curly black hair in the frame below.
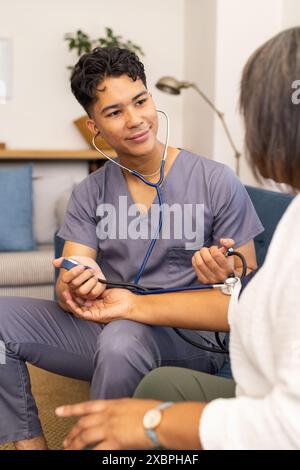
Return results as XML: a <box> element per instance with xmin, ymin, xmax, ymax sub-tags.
<box><xmin>70</xmin><ymin>47</ymin><xmax>147</xmax><ymax>116</ymax></box>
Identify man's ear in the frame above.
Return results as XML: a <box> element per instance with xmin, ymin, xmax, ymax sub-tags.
<box><xmin>86</xmin><ymin>119</ymin><xmax>100</xmax><ymax>136</ymax></box>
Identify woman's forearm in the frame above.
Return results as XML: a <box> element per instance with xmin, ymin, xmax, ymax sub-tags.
<box><xmin>133</xmin><ymin>290</ymin><xmax>230</xmax><ymax>332</ymax></box>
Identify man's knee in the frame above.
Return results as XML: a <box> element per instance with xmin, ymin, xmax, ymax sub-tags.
<box><xmin>0</xmin><ymin>296</ymin><xmax>23</xmax><ymax>339</ymax></box>
<box><xmin>95</xmin><ymin>320</ymin><xmax>156</xmax><ymax>369</ymax></box>
<box><xmin>0</xmin><ymin>296</ymin><xmax>56</xmax><ymax>341</ymax></box>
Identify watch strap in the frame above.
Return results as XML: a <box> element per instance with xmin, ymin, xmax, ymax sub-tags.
<box><xmin>145</xmin><ymin>401</ymin><xmax>173</xmax><ymax>448</ymax></box>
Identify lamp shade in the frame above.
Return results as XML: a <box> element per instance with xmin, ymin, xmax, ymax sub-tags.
<box><xmin>0</xmin><ymin>38</ymin><xmax>12</xmax><ymax>104</ymax></box>
<box><xmin>156</xmin><ymin>76</ymin><xmax>182</xmax><ymax>95</ymax></box>
<box><xmin>156</xmin><ymin>74</ymin><xmax>241</xmax><ymax>175</ymax></box>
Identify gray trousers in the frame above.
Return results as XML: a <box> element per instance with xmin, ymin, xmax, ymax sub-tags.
<box><xmin>0</xmin><ymin>296</ymin><xmax>225</xmax><ymax>444</ymax></box>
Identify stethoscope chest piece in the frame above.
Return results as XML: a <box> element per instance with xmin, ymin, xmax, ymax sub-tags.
<box><xmin>220</xmin><ymin>276</ymin><xmax>240</xmax><ymax>295</ymax></box>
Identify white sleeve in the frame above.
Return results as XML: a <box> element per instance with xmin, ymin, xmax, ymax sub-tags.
<box><xmin>199</xmin><ymin>266</ymin><xmax>300</xmax><ymax>450</ymax></box>
<box><xmin>200</xmin><ymin>390</ymin><xmax>300</xmax><ymax>450</ymax></box>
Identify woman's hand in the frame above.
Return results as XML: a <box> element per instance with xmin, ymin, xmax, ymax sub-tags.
<box><xmin>56</xmin><ymin>398</ymin><xmax>161</xmax><ymax>450</ymax></box>
<box><xmin>56</xmin><ymin>398</ymin><xmax>205</xmax><ymax>450</ymax></box>
<box><xmin>62</xmin><ymin>288</ymin><xmax>137</xmax><ymax>324</ymax></box>
<box><xmin>192</xmin><ymin>238</ymin><xmax>235</xmax><ymax>284</ymax></box>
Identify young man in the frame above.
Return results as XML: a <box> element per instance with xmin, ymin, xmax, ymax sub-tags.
<box><xmin>0</xmin><ymin>47</ymin><xmax>262</xmax><ymax>449</ymax></box>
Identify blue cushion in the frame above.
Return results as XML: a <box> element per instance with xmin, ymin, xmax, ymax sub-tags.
<box><xmin>245</xmin><ymin>186</ymin><xmax>294</xmax><ymax>266</ymax></box>
<box><xmin>0</xmin><ymin>164</ymin><xmax>36</xmax><ymax>251</ymax></box>
<box><xmin>215</xmin><ymin>357</ymin><xmax>232</xmax><ymax>379</ymax></box>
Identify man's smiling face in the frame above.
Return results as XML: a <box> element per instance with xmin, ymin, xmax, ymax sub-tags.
<box><xmin>88</xmin><ymin>74</ymin><xmax>158</xmax><ymax>159</ymax></box>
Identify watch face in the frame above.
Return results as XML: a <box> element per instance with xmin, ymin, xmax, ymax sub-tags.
<box><xmin>143</xmin><ymin>409</ymin><xmax>162</xmax><ymax>430</ymax></box>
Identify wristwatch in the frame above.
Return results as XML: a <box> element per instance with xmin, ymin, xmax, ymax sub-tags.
<box><xmin>143</xmin><ymin>402</ymin><xmax>173</xmax><ymax>448</ymax></box>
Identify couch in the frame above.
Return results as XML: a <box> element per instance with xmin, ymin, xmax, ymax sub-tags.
<box><xmin>0</xmin><ymin>244</ymin><xmax>55</xmax><ymax>299</ymax></box>
<box><xmin>0</xmin><ymin>162</ymin><xmax>82</xmax><ymax>300</ymax></box>
<box><xmin>244</xmin><ymin>185</ymin><xmax>294</xmax><ymax>266</ymax></box>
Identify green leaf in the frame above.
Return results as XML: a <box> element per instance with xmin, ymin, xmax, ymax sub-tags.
<box><xmin>64</xmin><ymin>26</ymin><xmax>145</xmax><ymax>62</ymax></box>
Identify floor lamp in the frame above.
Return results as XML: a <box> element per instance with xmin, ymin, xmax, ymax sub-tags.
<box><xmin>156</xmin><ymin>76</ymin><xmax>241</xmax><ymax>176</ymax></box>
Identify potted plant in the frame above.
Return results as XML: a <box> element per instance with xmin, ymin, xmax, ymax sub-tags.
<box><xmin>65</xmin><ymin>27</ymin><xmax>145</xmax><ymax>149</ymax></box>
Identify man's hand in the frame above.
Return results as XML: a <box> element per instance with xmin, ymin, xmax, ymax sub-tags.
<box><xmin>53</xmin><ymin>256</ymin><xmax>106</xmax><ymax>301</ymax></box>
<box><xmin>61</xmin><ymin>288</ymin><xmax>137</xmax><ymax>324</ymax></box>
<box><xmin>56</xmin><ymin>398</ymin><xmax>160</xmax><ymax>450</ymax></box>
<box><xmin>192</xmin><ymin>238</ymin><xmax>235</xmax><ymax>284</ymax></box>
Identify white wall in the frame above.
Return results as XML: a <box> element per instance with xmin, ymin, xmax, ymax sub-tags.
<box><xmin>0</xmin><ymin>0</ymin><xmax>185</xmax><ymax>149</ymax></box>
<box><xmin>282</xmin><ymin>0</ymin><xmax>300</xmax><ymax>28</ymax></box>
<box><xmin>183</xmin><ymin>0</ymin><xmax>300</xmax><ymax>189</ymax></box>
<box><xmin>182</xmin><ymin>0</ymin><xmax>282</xmax><ymax>183</ymax></box>
<box><xmin>213</xmin><ymin>0</ymin><xmax>283</xmax><ymax>185</ymax></box>
<box><xmin>183</xmin><ymin>0</ymin><xmax>217</xmax><ymax>158</ymax></box>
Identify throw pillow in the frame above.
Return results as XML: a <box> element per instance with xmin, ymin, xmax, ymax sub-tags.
<box><xmin>54</xmin><ymin>187</ymin><xmax>74</xmax><ymax>230</ymax></box>
<box><xmin>32</xmin><ymin>175</ymin><xmax>75</xmax><ymax>244</ymax></box>
<box><xmin>0</xmin><ymin>163</ymin><xmax>36</xmax><ymax>251</ymax></box>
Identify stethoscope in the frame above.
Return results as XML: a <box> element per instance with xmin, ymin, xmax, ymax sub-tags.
<box><xmin>90</xmin><ymin>109</ymin><xmax>247</xmax><ymax>354</ymax></box>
